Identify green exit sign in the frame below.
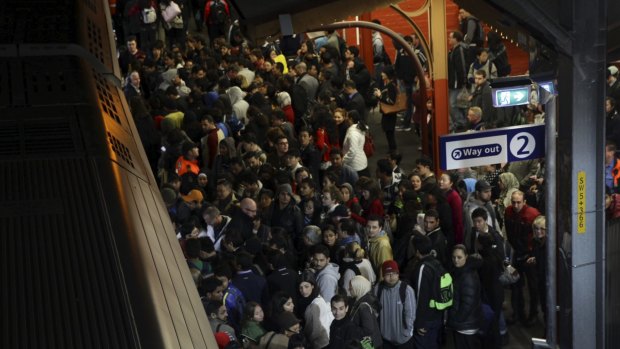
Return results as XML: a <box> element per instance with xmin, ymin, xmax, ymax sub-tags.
<box><xmin>492</xmin><ymin>86</ymin><xmax>531</xmax><ymax>108</ymax></box>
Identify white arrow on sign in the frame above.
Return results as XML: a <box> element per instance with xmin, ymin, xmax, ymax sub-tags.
<box><xmin>513</xmin><ymin>91</ymin><xmax>525</xmax><ymax>102</ymax></box>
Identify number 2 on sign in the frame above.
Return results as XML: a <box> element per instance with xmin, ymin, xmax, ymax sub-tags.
<box><xmin>509</xmin><ymin>132</ymin><xmax>536</xmax><ymax>159</ymax></box>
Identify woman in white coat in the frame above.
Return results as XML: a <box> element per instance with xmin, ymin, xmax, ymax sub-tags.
<box><xmin>342</xmin><ymin>109</ymin><xmax>370</xmax><ymax>178</ymax></box>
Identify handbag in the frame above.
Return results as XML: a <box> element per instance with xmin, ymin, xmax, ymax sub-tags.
<box><xmin>499</xmin><ymin>263</ymin><xmax>520</xmax><ymax>285</ymax></box>
<box><xmin>162</xmin><ymin>1</ymin><xmax>182</xmax><ymax>23</ymax></box>
<box><xmin>141</xmin><ymin>4</ymin><xmax>157</xmax><ymax>24</ymax></box>
<box><xmin>379</xmin><ymin>92</ymin><xmax>407</xmax><ymax>114</ymax></box>
<box><xmin>363</xmin><ymin>131</ymin><xmax>375</xmax><ymax>157</ymax></box>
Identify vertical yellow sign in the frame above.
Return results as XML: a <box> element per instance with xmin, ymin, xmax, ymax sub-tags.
<box><xmin>577</xmin><ymin>171</ymin><xmax>586</xmax><ymax>233</ymax></box>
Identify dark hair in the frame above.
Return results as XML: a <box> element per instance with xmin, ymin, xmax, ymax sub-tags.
<box><xmin>331</xmin><ymin>295</ymin><xmax>347</xmax><ymax>309</ymax></box>
<box><xmin>312</xmin><ymin>244</ymin><xmax>330</xmax><ymax>258</ymax></box>
<box><xmin>382</xmin><ymin>65</ymin><xmax>397</xmax><ymax>80</ymax></box>
<box><xmin>453</xmin><ymin>244</ymin><xmax>468</xmax><ymax>256</ymax></box>
<box><xmin>202</xmin><ymin>276</ymin><xmax>223</xmax><ymax>294</ymax></box>
<box><xmin>451</xmin><ymin>31</ymin><xmax>464</xmax><ymax>42</ymax></box>
<box><xmin>214</xmin><ymin>262</ymin><xmax>234</xmax><ymax>280</ymax></box>
<box><xmin>205</xmin><ymin>300</ymin><xmax>224</xmax><ymax>317</ymax></box>
<box><xmin>347</xmin><ymin>46</ymin><xmax>359</xmax><ymax>57</ymax></box>
<box><xmin>360</xmin><ymin>179</ymin><xmax>382</xmax><ymax>203</ymax></box>
<box><xmin>185</xmin><ymin>238</ymin><xmax>202</xmax><ymax>259</ymax></box>
<box><xmin>339</xmin><ymin>218</ymin><xmax>358</xmax><ymax>236</ymax></box>
<box><xmin>474</xmin><ymin>69</ymin><xmax>487</xmax><ymax>78</ymax></box>
<box><xmin>236</xmin><ymin>251</ymin><xmax>255</xmax><ymax>270</ymax></box>
<box><xmin>242</xmin><ymin>301</ymin><xmax>262</xmax><ymax>324</ymax></box>
<box><xmin>424</xmin><ymin>208</ymin><xmax>440</xmax><ymax>220</ymax></box>
<box><xmin>343</xmin><ymin>80</ymin><xmax>357</xmax><ymax>89</ymax></box>
<box><xmin>471</xmin><ymin>207</ymin><xmax>488</xmax><ymax>221</ymax></box>
<box><xmin>367</xmin><ymin>214</ymin><xmax>384</xmax><ymax>228</ymax></box>
<box><xmin>388</xmin><ymin>150</ymin><xmax>402</xmax><ymax>165</ymax></box>
<box><xmin>270</xmin><ymin>291</ymin><xmax>293</xmax><ymax>317</ymax></box>
<box><xmin>414</xmin><ymin>233</ymin><xmax>433</xmax><ymax>255</ymax></box>
<box><xmin>415</xmin><ymin>156</ymin><xmax>433</xmax><ymax>169</ymax></box>
<box><xmin>348</xmin><ymin>109</ymin><xmax>368</xmax><ymax>132</ymax></box>
<box><xmin>376</xmin><ymin>158</ymin><xmax>392</xmax><ymax>176</ymax></box>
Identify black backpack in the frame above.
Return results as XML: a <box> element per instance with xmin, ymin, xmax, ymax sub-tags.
<box><xmin>376</xmin><ymin>280</ymin><xmax>410</xmax><ymax>328</ymax></box>
<box><xmin>210</xmin><ymin>0</ymin><xmax>227</xmax><ymax>25</ymax></box>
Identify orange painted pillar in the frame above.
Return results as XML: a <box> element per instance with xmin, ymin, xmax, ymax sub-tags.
<box><xmin>359</xmin><ymin>13</ymin><xmax>374</xmax><ymax>74</ymax></box>
<box><xmin>430</xmin><ymin>0</ymin><xmax>449</xmax><ymax>173</ymax></box>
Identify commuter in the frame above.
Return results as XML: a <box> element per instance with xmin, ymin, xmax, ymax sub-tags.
<box><xmin>374</xmin><ymin>65</ymin><xmax>399</xmax><ymax>151</ymax></box>
<box><xmin>448</xmin><ymin>31</ymin><xmax>472</xmax><ymax>132</ymax></box>
<box><xmin>366</xmin><ymin>215</ymin><xmax>393</xmax><ymax>278</ymax></box>
<box><xmin>447</xmin><ymin>245</ymin><xmax>482</xmax><ymax>349</ymax></box>
<box><xmin>375</xmin><ymin>260</ymin><xmax>416</xmax><ymax>349</ymax></box>
<box><xmin>469</xmin><ymin>69</ymin><xmax>496</xmax><ymax>128</ymax></box>
<box><xmin>348</xmin><ymin>275</ymin><xmax>383</xmax><ymax>349</ymax></box>
<box><xmin>504</xmin><ymin>191</ymin><xmax>541</xmax><ymax>326</ymax></box>
<box><xmin>206</xmin><ymin>300</ymin><xmax>238</xmax><ymax>341</ymax></box>
<box><xmin>297</xmin><ymin>270</ymin><xmax>333</xmax><ymax>349</ymax></box>
<box><xmin>240</xmin><ymin>301</ymin><xmax>267</xmax><ymax>347</ymax></box>
<box><xmin>409</xmin><ymin>234</ymin><xmax>445</xmax><ymax>349</ymax></box>
<box><xmin>462</xmin><ymin>179</ymin><xmax>499</xmax><ymax>236</ymax></box>
<box><xmin>439</xmin><ymin>172</ymin><xmax>464</xmax><ymax>245</ymax></box>
<box><xmin>327</xmin><ymin>294</ymin><xmax>364</xmax><ymax>349</ymax></box>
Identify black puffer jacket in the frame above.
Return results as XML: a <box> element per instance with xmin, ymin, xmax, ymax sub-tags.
<box><xmin>448</xmin><ymin>257</ymin><xmax>483</xmax><ymax>331</ymax></box>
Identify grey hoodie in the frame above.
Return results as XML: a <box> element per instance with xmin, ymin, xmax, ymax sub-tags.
<box><xmin>315</xmin><ymin>263</ymin><xmax>340</xmax><ymax>303</ymax></box>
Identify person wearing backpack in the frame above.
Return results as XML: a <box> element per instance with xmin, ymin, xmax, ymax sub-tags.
<box><xmin>204</xmin><ymin>0</ymin><xmax>230</xmax><ymax>43</ymax></box>
<box><xmin>410</xmin><ymin>234</ymin><xmax>452</xmax><ymax>349</ymax></box>
<box><xmin>374</xmin><ymin>260</ymin><xmax>416</xmax><ymax>349</ymax></box>
<box><xmin>348</xmin><ymin>275</ymin><xmax>383</xmax><ymax>349</ymax></box>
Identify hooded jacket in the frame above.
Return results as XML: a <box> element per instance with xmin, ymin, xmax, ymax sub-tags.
<box><xmin>368</xmin><ymin>232</ymin><xmax>393</xmax><ymax>277</ymax></box>
<box><xmin>462</xmin><ymin>193</ymin><xmax>498</xmax><ymax>237</ymax></box>
<box><xmin>226</xmin><ymin>86</ymin><xmax>249</xmax><ymax>124</ymax></box>
<box><xmin>316</xmin><ymin>263</ymin><xmax>340</xmax><ymax>303</ymax></box>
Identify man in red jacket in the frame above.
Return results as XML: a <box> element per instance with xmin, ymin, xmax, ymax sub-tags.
<box><xmin>504</xmin><ymin>190</ymin><xmax>541</xmax><ymax>326</ymax></box>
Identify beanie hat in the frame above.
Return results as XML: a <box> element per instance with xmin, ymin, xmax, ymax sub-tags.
<box><xmin>276</xmin><ymin>183</ymin><xmax>293</xmax><ymax>198</ymax></box>
<box><xmin>475</xmin><ymin>180</ymin><xmax>492</xmax><ymax>192</ymax></box>
<box><xmin>339</xmin><ymin>183</ymin><xmax>354</xmax><ymax>195</ymax></box>
<box><xmin>275</xmin><ymin>312</ymin><xmax>301</xmax><ymax>332</ymax></box>
<box><xmin>382</xmin><ymin>260</ymin><xmax>399</xmax><ymax>275</ymax></box>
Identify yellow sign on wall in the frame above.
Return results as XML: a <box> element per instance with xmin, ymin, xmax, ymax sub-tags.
<box><xmin>577</xmin><ymin>171</ymin><xmax>586</xmax><ymax>234</ymax></box>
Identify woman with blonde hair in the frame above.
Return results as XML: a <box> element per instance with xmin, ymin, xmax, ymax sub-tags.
<box><xmin>348</xmin><ymin>275</ymin><xmax>382</xmax><ymax>348</ymax></box>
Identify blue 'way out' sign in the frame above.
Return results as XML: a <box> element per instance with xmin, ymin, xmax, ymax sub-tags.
<box><xmin>439</xmin><ymin>124</ymin><xmax>546</xmax><ymax>170</ymax></box>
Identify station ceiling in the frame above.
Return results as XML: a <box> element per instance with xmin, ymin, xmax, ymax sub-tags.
<box><xmin>231</xmin><ymin>0</ymin><xmax>620</xmax><ymax>61</ymax></box>
<box><xmin>230</xmin><ymin>0</ymin><xmax>401</xmax><ymax>41</ymax></box>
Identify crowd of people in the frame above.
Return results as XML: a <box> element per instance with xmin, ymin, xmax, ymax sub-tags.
<box><xmin>111</xmin><ymin>2</ymin><xmax>551</xmax><ymax>349</ymax></box>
